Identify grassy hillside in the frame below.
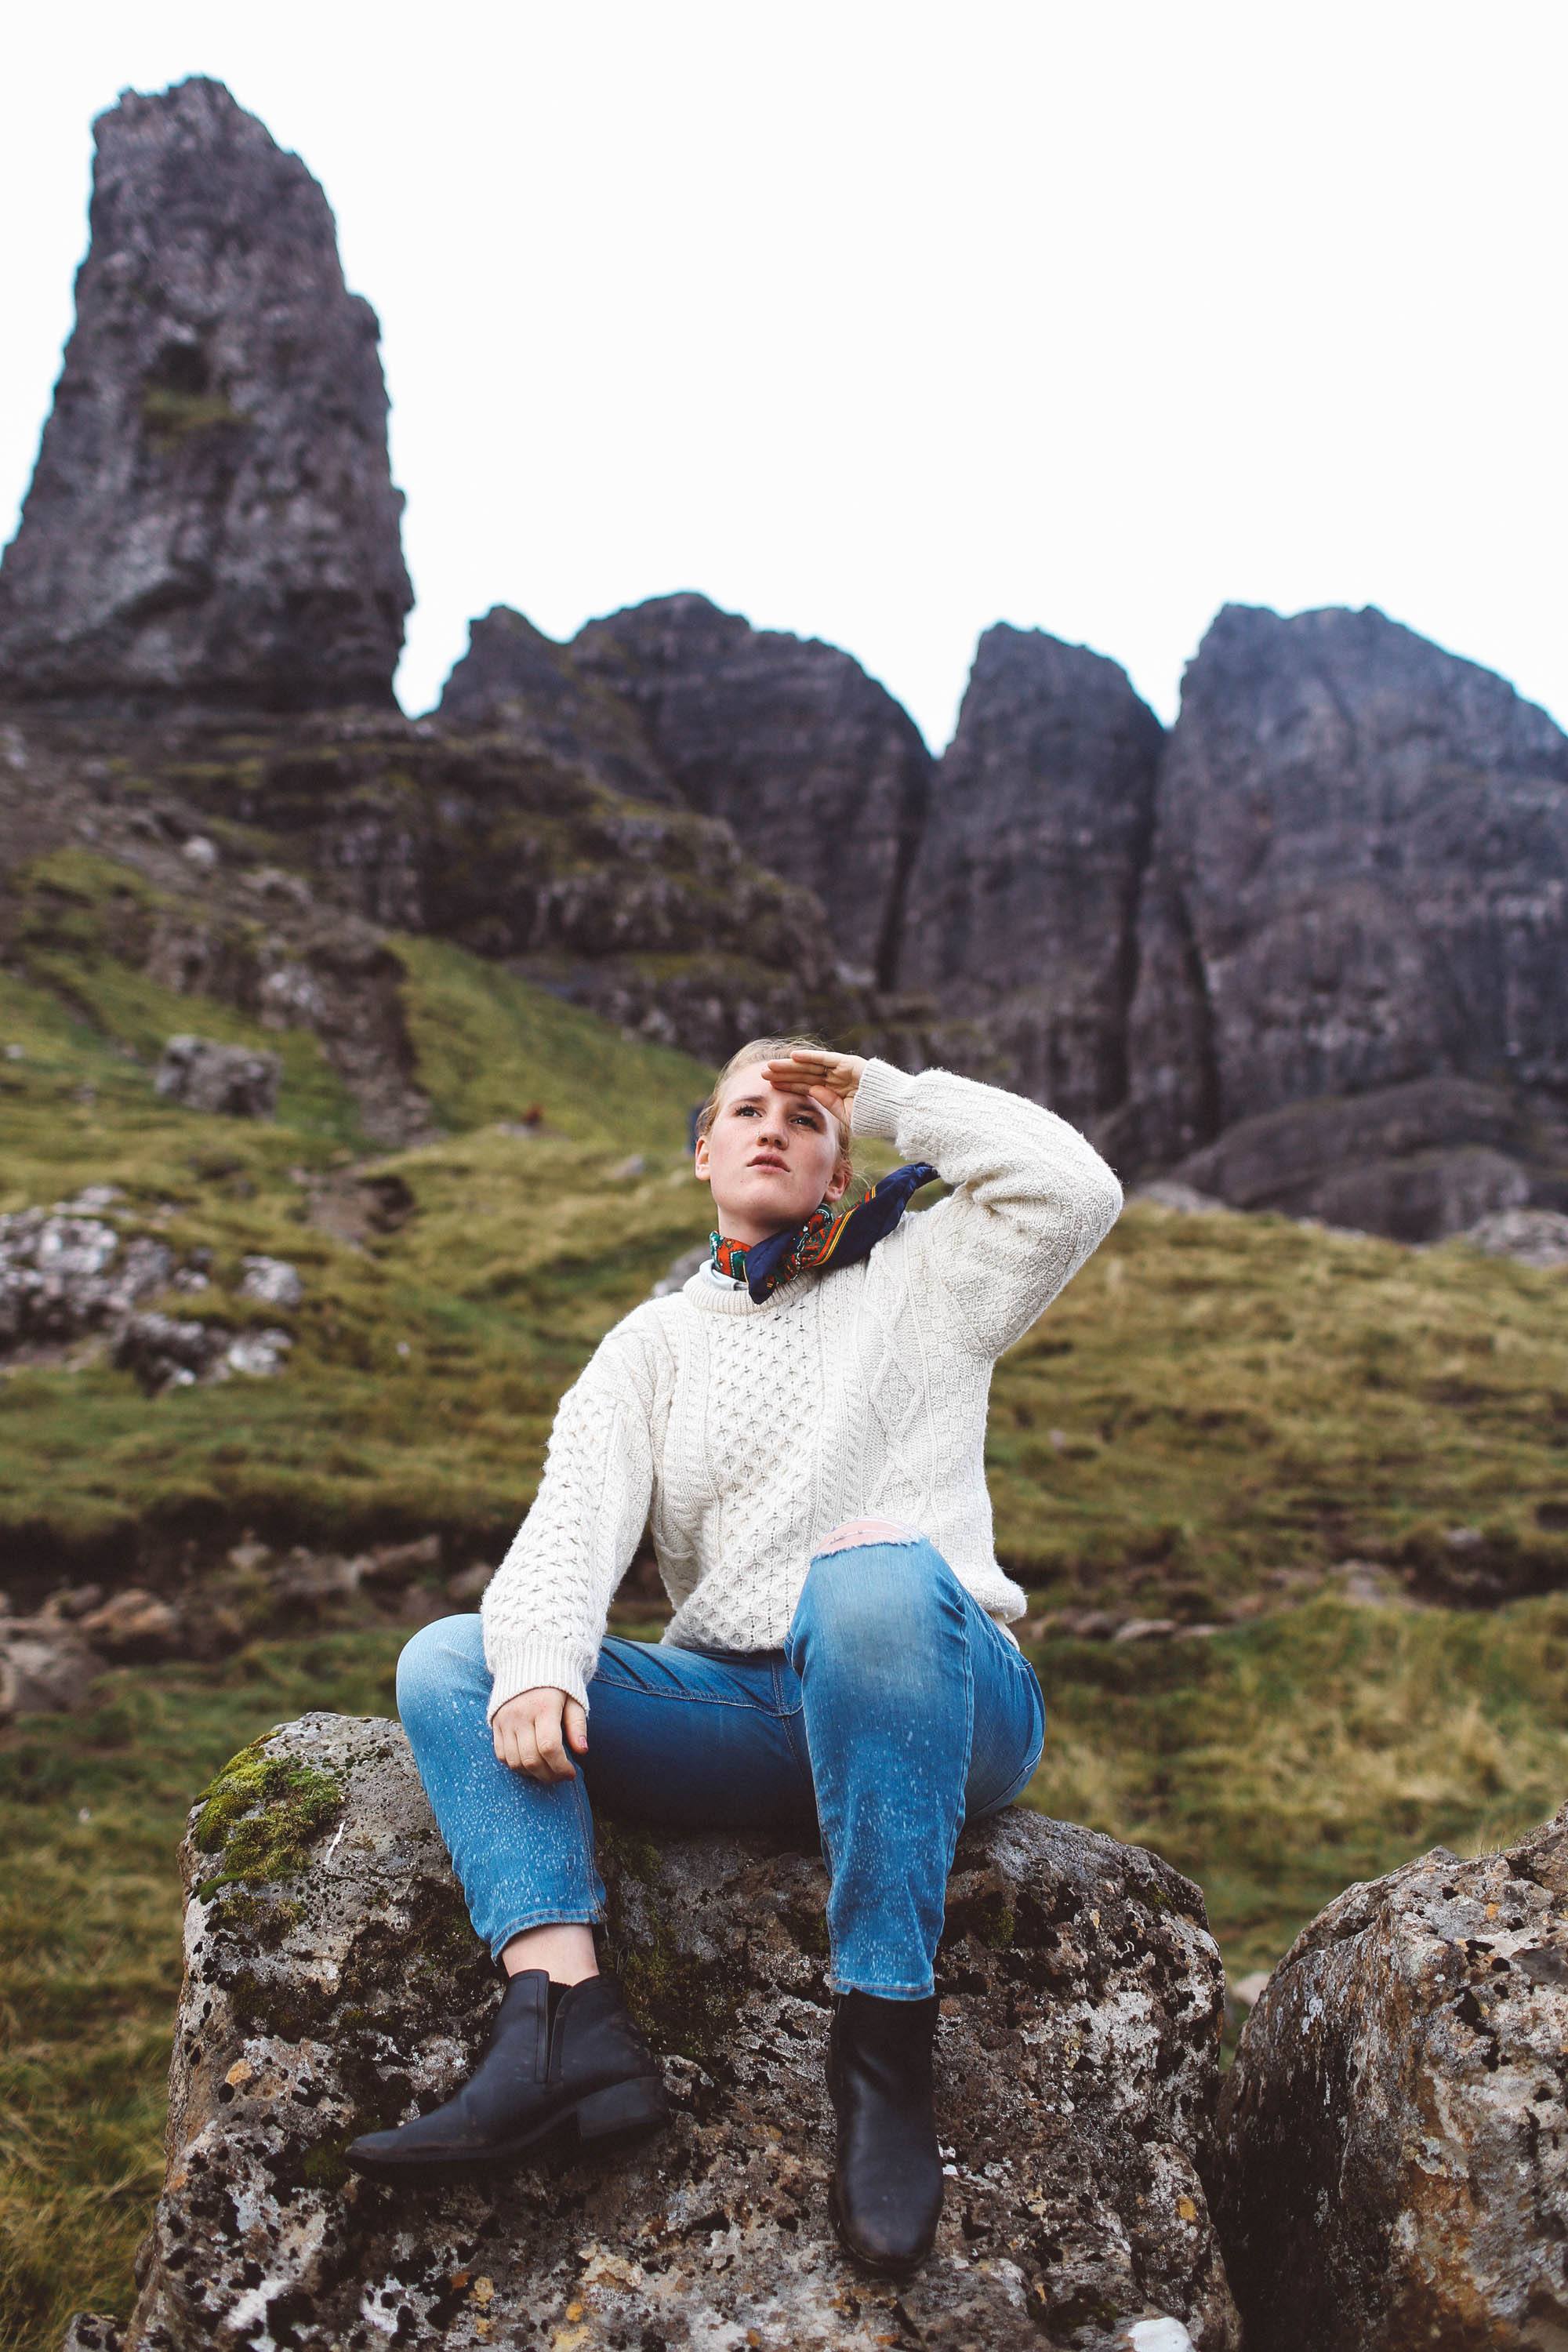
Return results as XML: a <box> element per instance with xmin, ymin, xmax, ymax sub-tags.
<box><xmin>3</xmin><ymin>842</ymin><xmax>1568</xmax><ymax>2347</ymax></box>
<box><xmin>4</xmin><ymin>857</ymin><xmax>1564</xmax><ymax>1588</ymax></box>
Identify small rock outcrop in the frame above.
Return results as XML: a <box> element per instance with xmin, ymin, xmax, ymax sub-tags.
<box><xmin>903</xmin><ymin>624</ymin><xmax>1163</xmax><ymax>1127</ymax></box>
<box><xmin>0</xmin><ymin>1206</ymin><xmax>176</xmax><ymax>1351</ymax></box>
<box><xmin>572</xmin><ymin>593</ymin><xmax>935</xmax><ymax>989</ymax></box>
<box><xmin>0</xmin><ymin>78</ymin><xmax>411</xmax><ymax>713</ymax></box>
<box><xmin>115</xmin><ymin>1711</ymin><xmax>1239</xmax><ymax>2350</ymax></box>
<box><xmin>1215</xmin><ymin>1803</ymin><xmax>1568</xmax><ymax>2350</ymax></box>
<box><xmin>154</xmin><ymin>1034</ymin><xmax>280</xmax><ymax>1117</ymax></box>
<box><xmin>1115</xmin><ymin>604</ymin><xmax>1568</xmax><ymax>1232</ymax></box>
<box><xmin>1458</xmin><ymin>1205</ymin><xmax>1568</xmax><ymax>1270</ymax></box>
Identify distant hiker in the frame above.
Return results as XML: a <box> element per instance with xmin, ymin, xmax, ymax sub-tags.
<box><xmin>348</xmin><ymin>1037</ymin><xmax>1123</xmax><ymax>2274</ymax></box>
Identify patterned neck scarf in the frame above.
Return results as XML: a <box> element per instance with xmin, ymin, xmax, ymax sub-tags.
<box><xmin>709</xmin><ymin>1160</ymin><xmax>940</xmax><ymax>1304</ymax></box>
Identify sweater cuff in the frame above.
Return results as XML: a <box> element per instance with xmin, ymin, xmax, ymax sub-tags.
<box><xmin>849</xmin><ymin>1055</ymin><xmax>916</xmax><ymax>1142</ymax></box>
<box><xmin>485</xmin><ymin>1633</ymin><xmax>595</xmax><ymax>1721</ymax></box>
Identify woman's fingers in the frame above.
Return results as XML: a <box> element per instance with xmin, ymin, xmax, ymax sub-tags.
<box><xmin>564</xmin><ymin>1699</ymin><xmax>589</xmax><ymax>1753</ymax></box>
<box><xmin>534</xmin><ymin>1715</ymin><xmax>574</xmax><ymax>1780</ymax></box>
<box><xmin>493</xmin><ymin>1689</ymin><xmax>579</xmax><ymax>1782</ymax></box>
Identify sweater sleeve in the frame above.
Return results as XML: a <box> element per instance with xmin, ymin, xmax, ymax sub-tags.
<box><xmin>480</xmin><ymin>1330</ymin><xmax>655</xmax><ymax>1720</ymax></box>
<box><xmin>848</xmin><ymin>1054</ymin><xmax>1123</xmax><ymax>1362</ymax></box>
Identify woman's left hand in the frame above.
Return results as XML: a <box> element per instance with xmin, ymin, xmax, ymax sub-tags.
<box><xmin>763</xmin><ymin>1047</ymin><xmax>866</xmax><ymax>1120</ymax></box>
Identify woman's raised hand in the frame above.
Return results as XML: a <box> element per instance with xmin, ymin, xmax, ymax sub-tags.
<box><xmin>492</xmin><ymin>1686</ymin><xmax>588</xmax><ymax>1783</ymax></box>
<box><xmin>762</xmin><ymin>1047</ymin><xmax>866</xmax><ymax>1120</ymax></box>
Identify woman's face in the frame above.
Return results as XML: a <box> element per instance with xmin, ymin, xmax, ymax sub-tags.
<box><xmin>694</xmin><ymin>1066</ymin><xmax>851</xmax><ymax>1244</ymax></box>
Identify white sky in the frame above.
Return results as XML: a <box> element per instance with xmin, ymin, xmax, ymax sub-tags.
<box><xmin>2</xmin><ymin>3</ymin><xmax>1564</xmax><ymax>751</ymax></box>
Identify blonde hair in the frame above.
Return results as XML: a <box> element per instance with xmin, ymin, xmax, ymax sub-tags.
<box><xmin>695</xmin><ymin>1034</ymin><xmax>855</xmax><ymax>1192</ymax></box>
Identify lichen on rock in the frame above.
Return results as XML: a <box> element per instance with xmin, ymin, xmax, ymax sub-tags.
<box><xmin>115</xmin><ymin>1710</ymin><xmax>1240</xmax><ymax>2349</ymax></box>
<box><xmin>1214</xmin><ymin>1801</ymin><xmax>1568</xmax><ymax>2350</ymax></box>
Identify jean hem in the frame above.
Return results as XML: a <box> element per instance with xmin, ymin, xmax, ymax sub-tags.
<box><xmin>828</xmin><ymin>1973</ymin><xmax>937</xmax><ymax>2000</ymax></box>
<box><xmin>488</xmin><ymin>1906</ymin><xmax>604</xmax><ymax>1962</ymax></box>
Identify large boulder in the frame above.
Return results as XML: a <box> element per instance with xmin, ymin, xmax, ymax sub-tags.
<box><xmin>902</xmin><ymin>624</ymin><xmax>1163</xmax><ymax>1128</ymax></box>
<box><xmin>1214</xmin><ymin>1803</ymin><xmax>1568</xmax><ymax>2350</ymax></box>
<box><xmin>0</xmin><ymin>77</ymin><xmax>412</xmax><ymax>713</ymax></box>
<box><xmin>113</xmin><ymin>1711</ymin><xmax>1239</xmax><ymax>2350</ymax></box>
<box><xmin>1162</xmin><ymin>1073</ymin><xmax>1541</xmax><ymax>1241</ymax></box>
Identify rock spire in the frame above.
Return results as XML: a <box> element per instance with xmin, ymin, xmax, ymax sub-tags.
<box><xmin>0</xmin><ymin>77</ymin><xmax>412</xmax><ymax>713</ymax></box>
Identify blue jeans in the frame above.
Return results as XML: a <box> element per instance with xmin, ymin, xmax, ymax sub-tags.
<box><xmin>396</xmin><ymin>1531</ymin><xmax>1046</xmax><ymax>1999</ymax></box>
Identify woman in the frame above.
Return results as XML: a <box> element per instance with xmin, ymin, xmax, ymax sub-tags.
<box><xmin>347</xmin><ymin>1039</ymin><xmax>1123</xmax><ymax>2273</ymax></box>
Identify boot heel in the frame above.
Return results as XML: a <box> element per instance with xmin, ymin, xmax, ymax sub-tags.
<box><xmin>574</xmin><ymin>2077</ymin><xmax>669</xmax><ymax>2142</ymax></box>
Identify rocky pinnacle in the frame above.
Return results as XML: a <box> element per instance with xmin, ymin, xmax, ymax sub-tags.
<box><xmin>0</xmin><ymin>78</ymin><xmax>412</xmax><ymax>713</ymax></box>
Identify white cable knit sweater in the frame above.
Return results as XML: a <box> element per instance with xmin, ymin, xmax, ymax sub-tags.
<box><xmin>481</xmin><ymin>1056</ymin><xmax>1124</xmax><ymax>1718</ymax></box>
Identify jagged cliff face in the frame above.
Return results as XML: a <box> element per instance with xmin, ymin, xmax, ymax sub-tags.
<box><xmin>437</xmin><ymin>605</ymin><xmax>679</xmax><ymax>807</ymax></box>
<box><xmin>437</xmin><ymin>590</ymin><xmax>1568</xmax><ymax>1232</ymax></box>
<box><xmin>902</xmin><ymin>624</ymin><xmax>1163</xmax><ymax>1128</ymax></box>
<box><xmin>568</xmin><ymin>593</ymin><xmax>934</xmax><ymax>989</ymax></box>
<box><xmin>0</xmin><ymin>78</ymin><xmax>411</xmax><ymax>714</ymax></box>
<box><xmin>1112</xmin><ymin>604</ymin><xmax>1568</xmax><ymax>1229</ymax></box>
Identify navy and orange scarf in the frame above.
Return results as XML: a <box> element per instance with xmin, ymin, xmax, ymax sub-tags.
<box><xmin>710</xmin><ymin>1160</ymin><xmax>939</xmax><ymax>1304</ymax></box>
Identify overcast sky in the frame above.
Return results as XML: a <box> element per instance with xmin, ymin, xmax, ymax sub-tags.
<box><xmin>3</xmin><ymin>3</ymin><xmax>1564</xmax><ymax>750</ymax></box>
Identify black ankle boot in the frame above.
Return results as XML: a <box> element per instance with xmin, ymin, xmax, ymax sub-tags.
<box><xmin>826</xmin><ymin>1989</ymin><xmax>944</xmax><ymax>2272</ymax></box>
<box><xmin>346</xmin><ymin>1969</ymin><xmax>669</xmax><ymax>2175</ymax></box>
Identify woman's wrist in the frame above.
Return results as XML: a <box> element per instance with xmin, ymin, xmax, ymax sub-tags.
<box><xmin>847</xmin><ymin>1056</ymin><xmax>916</xmax><ymax>1142</ymax></box>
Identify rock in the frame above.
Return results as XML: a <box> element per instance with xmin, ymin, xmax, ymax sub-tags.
<box><xmin>112</xmin><ymin>1312</ymin><xmax>227</xmax><ymax>1392</ymax></box>
<box><xmin>1115</xmin><ymin>604</ymin><xmax>1568</xmax><ymax>1226</ymax></box>
<box><xmin>435</xmin><ymin>605</ymin><xmax>681</xmax><ymax>804</ymax></box>
<box><xmin>355</xmin><ymin>1533</ymin><xmax>443</xmax><ymax>1591</ymax></box>
<box><xmin>0</xmin><ymin>1614</ymin><xmax>98</xmax><ymax>1723</ymax></box>
<box><xmin>302</xmin><ymin>1166</ymin><xmax>416</xmax><ymax>1250</ymax></box>
<box><xmin>572</xmin><ymin>592</ymin><xmax>934</xmax><ymax>989</ymax></box>
<box><xmin>38</xmin><ymin>1583</ymin><xmax>106</xmax><ymax>1622</ymax></box>
<box><xmin>223</xmin><ymin>1327</ymin><xmax>292</xmax><ymax>1378</ymax></box>
<box><xmin>121</xmin><ymin>1711</ymin><xmax>1238</xmax><ymax>2350</ymax></box>
<box><xmin>180</xmin><ymin>834</ymin><xmax>219</xmax><ymax>874</ymax></box>
<box><xmin>1164</xmin><ymin>1076</ymin><xmax>1539</xmax><ymax>1243</ymax></box>
<box><xmin>60</xmin><ymin>2317</ymin><xmax>124</xmax><ymax>2351</ymax></box>
<box><xmin>238</xmin><ymin>1253</ymin><xmax>304</xmax><ymax>1307</ymax></box>
<box><xmin>74</xmin><ymin>1588</ymin><xmax>183</xmax><ymax>1657</ymax></box>
<box><xmin>267</xmin><ymin>1545</ymin><xmax>365</xmax><ymax>1611</ymax></box>
<box><xmin>445</xmin><ymin>1563</ymin><xmax>492</xmax><ymax>1604</ymax></box>
<box><xmin>1214</xmin><ymin>1803</ymin><xmax>1568</xmax><ymax>2350</ymax></box>
<box><xmin>0</xmin><ymin>78</ymin><xmax>411</xmax><ymax>713</ymax></box>
<box><xmin>175</xmin><ymin>723</ymin><xmax>867</xmax><ymax>1067</ymax></box>
<box><xmin>1457</xmin><ymin>1206</ymin><xmax>1568</xmax><ymax>1269</ymax></box>
<box><xmin>0</xmin><ymin>1208</ymin><xmax>176</xmax><ymax>1353</ymax></box>
<box><xmin>650</xmin><ymin>1241</ymin><xmax>708</xmax><ymax>1298</ymax></box>
<box><xmin>1130</xmin><ymin>1181</ymin><xmax>1233</xmax><ymax>1216</ymax></box>
<box><xmin>154</xmin><ymin>1034</ymin><xmax>280</xmax><ymax>1117</ymax></box>
<box><xmin>902</xmin><ymin>625</ymin><xmax>1163</xmax><ymax>1128</ymax></box>
<box><xmin>52</xmin><ymin>1183</ymin><xmax>126</xmax><ymax>1214</ymax></box>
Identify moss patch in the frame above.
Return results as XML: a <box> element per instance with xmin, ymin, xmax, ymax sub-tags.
<box><xmin>597</xmin><ymin>1820</ymin><xmax>742</xmax><ymax>2065</ymax></box>
<box><xmin>191</xmin><ymin>1743</ymin><xmax>344</xmax><ymax>1889</ymax></box>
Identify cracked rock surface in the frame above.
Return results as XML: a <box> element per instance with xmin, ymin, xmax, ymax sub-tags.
<box><xmin>1215</xmin><ymin>1803</ymin><xmax>1568</xmax><ymax>2350</ymax></box>
<box><xmin>111</xmin><ymin>1711</ymin><xmax>1238</xmax><ymax>2350</ymax></box>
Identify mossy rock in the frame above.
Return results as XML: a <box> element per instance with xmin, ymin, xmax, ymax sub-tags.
<box><xmin>191</xmin><ymin>1738</ymin><xmax>343</xmax><ymax>1889</ymax></box>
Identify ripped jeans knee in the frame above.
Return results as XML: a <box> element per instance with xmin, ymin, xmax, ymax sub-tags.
<box><xmin>812</xmin><ymin>1515</ymin><xmax>926</xmax><ymax>1557</ymax></box>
